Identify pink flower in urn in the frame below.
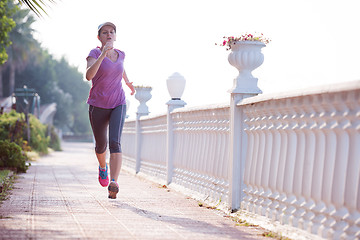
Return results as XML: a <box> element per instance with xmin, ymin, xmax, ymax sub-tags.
<box><xmin>217</xmin><ymin>32</ymin><xmax>271</xmax><ymax>50</ymax></box>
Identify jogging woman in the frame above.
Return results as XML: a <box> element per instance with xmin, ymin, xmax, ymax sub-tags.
<box><xmin>85</xmin><ymin>22</ymin><xmax>135</xmax><ymax>199</ymax></box>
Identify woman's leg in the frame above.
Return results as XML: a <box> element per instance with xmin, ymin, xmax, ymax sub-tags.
<box><xmin>89</xmin><ymin>105</ymin><xmax>111</xmax><ymax>186</ymax></box>
<box><xmin>109</xmin><ymin>153</ymin><xmax>122</xmax><ymax>182</ymax></box>
<box><xmin>108</xmin><ymin>104</ymin><xmax>126</xmax><ymax>182</ymax></box>
<box><xmin>96</xmin><ymin>152</ymin><xmax>107</xmax><ymax>169</ymax></box>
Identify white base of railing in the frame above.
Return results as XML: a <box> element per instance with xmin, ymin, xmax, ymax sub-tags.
<box><xmin>233</xmin><ymin>210</ymin><xmax>325</xmax><ymax>240</ymax></box>
<box><xmin>172</xmin><ymin>168</ymin><xmax>229</xmax><ymax>205</ymax></box>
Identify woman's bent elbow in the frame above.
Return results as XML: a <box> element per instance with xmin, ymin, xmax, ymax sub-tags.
<box><xmin>85</xmin><ymin>72</ymin><xmax>93</xmax><ymax>81</ymax></box>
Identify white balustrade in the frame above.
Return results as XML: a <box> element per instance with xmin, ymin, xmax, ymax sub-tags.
<box><xmin>239</xmin><ymin>82</ymin><xmax>360</xmax><ymax>239</ymax></box>
<box><xmin>171</xmin><ymin>105</ymin><xmax>230</xmax><ymax>203</ymax></box>
<box><xmin>122</xmin><ymin>80</ymin><xmax>360</xmax><ymax>240</ymax></box>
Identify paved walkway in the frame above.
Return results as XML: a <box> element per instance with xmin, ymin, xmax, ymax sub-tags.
<box><xmin>0</xmin><ymin>142</ymin><xmax>269</xmax><ymax>240</ymax></box>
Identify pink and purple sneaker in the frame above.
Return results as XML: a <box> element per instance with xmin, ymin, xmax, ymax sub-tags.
<box><xmin>98</xmin><ymin>165</ymin><xmax>109</xmax><ymax>187</ymax></box>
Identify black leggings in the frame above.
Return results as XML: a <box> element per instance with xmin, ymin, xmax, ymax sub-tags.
<box><xmin>89</xmin><ymin>105</ymin><xmax>126</xmax><ymax>154</ymax></box>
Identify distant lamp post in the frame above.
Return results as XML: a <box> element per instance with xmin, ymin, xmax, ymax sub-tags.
<box><xmin>166</xmin><ymin>72</ymin><xmax>187</xmax><ymax>184</ymax></box>
<box><xmin>166</xmin><ymin>72</ymin><xmax>186</xmax><ymax>112</ymax></box>
<box><xmin>11</xmin><ymin>93</ymin><xmax>16</xmax><ymax>110</ymax></box>
<box><xmin>166</xmin><ymin>72</ymin><xmax>186</xmax><ymax>100</ymax></box>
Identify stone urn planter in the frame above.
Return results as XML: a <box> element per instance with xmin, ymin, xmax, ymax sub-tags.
<box><xmin>134</xmin><ymin>86</ymin><xmax>152</xmax><ymax>115</ymax></box>
<box><xmin>228</xmin><ymin>41</ymin><xmax>265</xmax><ymax>94</ymax></box>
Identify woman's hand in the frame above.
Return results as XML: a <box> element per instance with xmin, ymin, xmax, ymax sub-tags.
<box><xmin>123</xmin><ymin>70</ymin><xmax>135</xmax><ymax>95</ymax></box>
<box><xmin>126</xmin><ymin>82</ymin><xmax>135</xmax><ymax>95</ymax></box>
<box><xmin>100</xmin><ymin>42</ymin><xmax>113</xmax><ymax>58</ymax></box>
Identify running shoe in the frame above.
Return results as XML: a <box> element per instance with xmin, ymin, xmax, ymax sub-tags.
<box><xmin>108</xmin><ymin>181</ymin><xmax>119</xmax><ymax>199</ymax></box>
<box><xmin>98</xmin><ymin>165</ymin><xmax>109</xmax><ymax>187</ymax></box>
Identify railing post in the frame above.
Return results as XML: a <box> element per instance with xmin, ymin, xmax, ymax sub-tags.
<box><xmin>227</xmin><ymin>40</ymin><xmax>266</xmax><ymax>211</ymax></box>
<box><xmin>134</xmin><ymin>87</ymin><xmax>152</xmax><ymax>173</ymax></box>
<box><xmin>166</xmin><ymin>100</ymin><xmax>186</xmax><ymax>184</ymax></box>
<box><xmin>135</xmin><ymin>113</ymin><xmax>142</xmax><ymax>173</ymax></box>
<box><xmin>229</xmin><ymin>92</ymin><xmax>258</xmax><ymax>211</ymax></box>
<box><xmin>166</xmin><ymin>72</ymin><xmax>186</xmax><ymax>185</ymax></box>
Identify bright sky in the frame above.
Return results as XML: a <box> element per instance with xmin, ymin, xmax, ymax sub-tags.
<box><xmin>33</xmin><ymin>0</ymin><xmax>360</xmax><ymax>118</ymax></box>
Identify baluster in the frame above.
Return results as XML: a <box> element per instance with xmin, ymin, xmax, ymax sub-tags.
<box><xmin>257</xmin><ymin>114</ymin><xmax>272</xmax><ymax>216</ymax></box>
<box><xmin>280</xmin><ymin>109</ymin><xmax>298</xmax><ymax>225</ymax></box>
<box><xmin>308</xmin><ymin>96</ymin><xmax>328</xmax><ymax>235</ymax></box>
<box><xmin>252</xmin><ymin>107</ymin><xmax>266</xmax><ymax>214</ymax></box>
<box><xmin>274</xmin><ymin>121</ymin><xmax>288</xmax><ymax>222</ymax></box>
<box><xmin>252</xmin><ymin>111</ymin><xmax>267</xmax><ymax>215</ymax></box>
<box><xmin>310</xmin><ymin>127</ymin><xmax>327</xmax><ymax>234</ymax></box>
<box><xmin>260</xmin><ymin>105</ymin><xmax>277</xmax><ymax>217</ymax></box>
<box><xmin>249</xmin><ymin>122</ymin><xmax>261</xmax><ymax>213</ymax></box>
<box><xmin>329</xmin><ymin>120</ymin><xmax>350</xmax><ymax>239</ymax></box>
<box><xmin>267</xmin><ymin>114</ymin><xmax>282</xmax><ymax>220</ymax></box>
<box><xmin>344</xmin><ymin>118</ymin><xmax>360</xmax><ymax>240</ymax></box>
<box><xmin>242</xmin><ymin>109</ymin><xmax>255</xmax><ymax>211</ymax></box>
<box><xmin>291</xmin><ymin>128</ymin><xmax>306</xmax><ymax>227</ymax></box>
<box><xmin>343</xmin><ymin>91</ymin><xmax>360</xmax><ymax>240</ymax></box>
<box><xmin>298</xmin><ymin>107</ymin><xmax>316</xmax><ymax>231</ymax></box>
<box><xmin>260</xmin><ymin>111</ymin><xmax>274</xmax><ymax>217</ymax></box>
<box><xmin>270</xmin><ymin>103</ymin><xmax>289</xmax><ymax>223</ymax></box>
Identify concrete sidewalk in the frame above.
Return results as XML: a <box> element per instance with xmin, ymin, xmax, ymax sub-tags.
<box><xmin>0</xmin><ymin>142</ymin><xmax>268</xmax><ymax>240</ymax></box>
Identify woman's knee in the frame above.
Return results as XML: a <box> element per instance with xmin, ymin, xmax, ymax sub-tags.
<box><xmin>95</xmin><ymin>143</ymin><xmax>107</xmax><ymax>154</ymax></box>
<box><xmin>109</xmin><ymin>139</ymin><xmax>121</xmax><ymax>154</ymax></box>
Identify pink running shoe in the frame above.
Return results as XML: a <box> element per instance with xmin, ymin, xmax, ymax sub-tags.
<box><xmin>98</xmin><ymin>165</ymin><xmax>109</xmax><ymax>187</ymax></box>
<box><xmin>108</xmin><ymin>181</ymin><xmax>119</xmax><ymax>199</ymax></box>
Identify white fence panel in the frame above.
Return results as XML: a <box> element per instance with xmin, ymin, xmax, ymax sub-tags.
<box><xmin>139</xmin><ymin>115</ymin><xmax>167</xmax><ymax>181</ymax></box>
<box><xmin>240</xmin><ymin>82</ymin><xmax>360</xmax><ymax>239</ymax></box>
<box><xmin>122</xmin><ymin>81</ymin><xmax>360</xmax><ymax>240</ymax></box>
<box><xmin>171</xmin><ymin>105</ymin><xmax>230</xmax><ymax>203</ymax></box>
<box><xmin>122</xmin><ymin>120</ymin><xmax>136</xmax><ymax>170</ymax></box>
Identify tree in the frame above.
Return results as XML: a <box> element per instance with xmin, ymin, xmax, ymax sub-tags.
<box><xmin>54</xmin><ymin>58</ymin><xmax>91</xmax><ymax>134</ymax></box>
<box><xmin>15</xmin><ymin>50</ymin><xmax>91</xmax><ymax>134</ymax></box>
<box><xmin>0</xmin><ymin>0</ymin><xmax>16</xmax><ymax>65</ymax></box>
<box><xmin>4</xmin><ymin>5</ymin><xmax>39</xmax><ymax>96</ymax></box>
<box><xmin>17</xmin><ymin>0</ymin><xmax>55</xmax><ymax>17</ymax></box>
<box><xmin>0</xmin><ymin>0</ymin><xmax>16</xmax><ymax>97</ymax></box>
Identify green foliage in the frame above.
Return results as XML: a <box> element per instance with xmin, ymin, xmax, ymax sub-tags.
<box><xmin>0</xmin><ymin>0</ymin><xmax>17</xmax><ymax>65</ymax></box>
<box><xmin>0</xmin><ymin>110</ymin><xmax>50</xmax><ymax>154</ymax></box>
<box><xmin>0</xmin><ymin>140</ymin><xmax>28</xmax><ymax>172</ymax></box>
<box><xmin>0</xmin><ymin>110</ymin><xmax>29</xmax><ymax>150</ymax></box>
<box><xmin>18</xmin><ymin>0</ymin><xmax>56</xmax><ymax>17</ymax></box>
<box><xmin>28</xmin><ymin>114</ymin><xmax>49</xmax><ymax>154</ymax></box>
<box><xmin>7</xmin><ymin>5</ymin><xmax>38</xmax><ymax>66</ymax></box>
<box><xmin>1</xmin><ymin>3</ymin><xmax>91</xmax><ymax>136</ymax></box>
<box><xmin>54</xmin><ymin>58</ymin><xmax>91</xmax><ymax>134</ymax></box>
<box><xmin>48</xmin><ymin>125</ymin><xmax>61</xmax><ymax>151</ymax></box>
<box><xmin>0</xmin><ymin>169</ymin><xmax>15</xmax><ymax>201</ymax></box>
<box><xmin>15</xmin><ymin>53</ymin><xmax>91</xmax><ymax>135</ymax></box>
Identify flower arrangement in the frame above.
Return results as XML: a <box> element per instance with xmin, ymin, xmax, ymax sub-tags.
<box><xmin>217</xmin><ymin>33</ymin><xmax>271</xmax><ymax>50</ymax></box>
<box><xmin>134</xmin><ymin>85</ymin><xmax>152</xmax><ymax>89</ymax></box>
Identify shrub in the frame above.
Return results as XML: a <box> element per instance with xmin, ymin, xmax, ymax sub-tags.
<box><xmin>48</xmin><ymin>125</ymin><xmax>61</xmax><ymax>151</ymax></box>
<box><xmin>0</xmin><ymin>140</ymin><xmax>28</xmax><ymax>172</ymax></box>
<box><xmin>0</xmin><ymin>110</ymin><xmax>60</xmax><ymax>154</ymax></box>
<box><xmin>28</xmin><ymin>114</ymin><xmax>49</xmax><ymax>154</ymax></box>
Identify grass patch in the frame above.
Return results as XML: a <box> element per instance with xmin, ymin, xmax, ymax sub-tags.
<box><xmin>262</xmin><ymin>231</ymin><xmax>292</xmax><ymax>240</ymax></box>
<box><xmin>0</xmin><ymin>170</ymin><xmax>11</xmax><ymax>181</ymax></box>
<box><xmin>198</xmin><ymin>198</ymin><xmax>222</xmax><ymax>210</ymax></box>
<box><xmin>225</xmin><ymin>215</ymin><xmax>258</xmax><ymax>227</ymax></box>
<box><xmin>0</xmin><ymin>170</ymin><xmax>15</xmax><ymax>202</ymax></box>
